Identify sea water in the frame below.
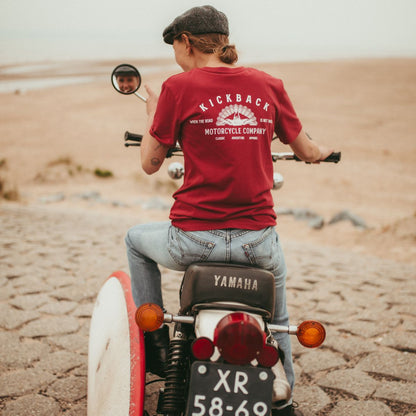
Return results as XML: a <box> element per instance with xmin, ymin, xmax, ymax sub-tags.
<box><xmin>0</xmin><ymin>0</ymin><xmax>415</xmax><ymax>91</ymax></box>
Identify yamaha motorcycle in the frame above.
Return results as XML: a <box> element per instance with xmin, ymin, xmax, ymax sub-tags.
<box><xmin>87</xmin><ymin>64</ymin><xmax>341</xmax><ymax>416</ymax></box>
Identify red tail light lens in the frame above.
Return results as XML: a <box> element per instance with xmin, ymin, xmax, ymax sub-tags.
<box><xmin>257</xmin><ymin>344</ymin><xmax>279</xmax><ymax>368</ymax></box>
<box><xmin>296</xmin><ymin>320</ymin><xmax>326</xmax><ymax>348</ymax></box>
<box><xmin>191</xmin><ymin>337</ymin><xmax>215</xmax><ymax>360</ymax></box>
<box><xmin>214</xmin><ymin>312</ymin><xmax>264</xmax><ymax>365</ymax></box>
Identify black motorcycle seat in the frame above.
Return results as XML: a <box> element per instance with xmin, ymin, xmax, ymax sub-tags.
<box><xmin>179</xmin><ymin>263</ymin><xmax>275</xmax><ymax>319</ymax></box>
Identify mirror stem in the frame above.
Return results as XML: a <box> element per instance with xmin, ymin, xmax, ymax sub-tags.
<box><xmin>134</xmin><ymin>92</ymin><xmax>147</xmax><ymax>103</ymax></box>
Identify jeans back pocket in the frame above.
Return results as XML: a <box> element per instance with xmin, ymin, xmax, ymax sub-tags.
<box><xmin>168</xmin><ymin>227</ymin><xmax>216</xmax><ymax>267</ymax></box>
<box><xmin>242</xmin><ymin>227</ymin><xmax>281</xmax><ymax>271</ymax></box>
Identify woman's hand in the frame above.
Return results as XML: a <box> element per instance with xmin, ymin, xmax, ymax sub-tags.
<box><xmin>315</xmin><ymin>145</ymin><xmax>335</xmax><ymax>163</ymax></box>
<box><xmin>289</xmin><ymin>130</ymin><xmax>333</xmax><ymax>163</ymax></box>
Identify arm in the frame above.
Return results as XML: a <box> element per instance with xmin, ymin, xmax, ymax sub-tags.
<box><xmin>289</xmin><ymin>129</ymin><xmax>333</xmax><ymax>163</ymax></box>
<box><xmin>140</xmin><ymin>86</ymin><xmax>170</xmax><ymax>175</ymax></box>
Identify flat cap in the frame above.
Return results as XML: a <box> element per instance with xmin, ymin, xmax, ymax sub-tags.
<box><xmin>163</xmin><ymin>5</ymin><xmax>229</xmax><ymax>45</ymax></box>
<box><xmin>114</xmin><ymin>65</ymin><xmax>138</xmax><ymax>76</ymax></box>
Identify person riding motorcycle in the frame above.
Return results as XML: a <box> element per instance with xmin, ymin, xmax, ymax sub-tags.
<box><xmin>125</xmin><ymin>5</ymin><xmax>333</xmax><ymax>416</ymax></box>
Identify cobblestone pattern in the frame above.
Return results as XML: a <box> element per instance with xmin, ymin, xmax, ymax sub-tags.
<box><xmin>0</xmin><ymin>205</ymin><xmax>415</xmax><ymax>415</ymax></box>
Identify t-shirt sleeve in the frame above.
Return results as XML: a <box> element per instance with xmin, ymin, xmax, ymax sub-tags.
<box><xmin>149</xmin><ymin>82</ymin><xmax>180</xmax><ymax>148</ymax></box>
<box><xmin>274</xmin><ymin>81</ymin><xmax>302</xmax><ymax>144</ymax></box>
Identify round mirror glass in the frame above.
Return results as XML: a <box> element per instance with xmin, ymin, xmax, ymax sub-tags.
<box><xmin>111</xmin><ymin>64</ymin><xmax>141</xmax><ymax>95</ymax></box>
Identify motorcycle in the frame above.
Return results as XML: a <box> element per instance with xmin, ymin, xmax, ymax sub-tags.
<box><xmin>87</xmin><ymin>64</ymin><xmax>341</xmax><ymax>416</ymax></box>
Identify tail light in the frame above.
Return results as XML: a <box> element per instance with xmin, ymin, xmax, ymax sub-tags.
<box><xmin>214</xmin><ymin>312</ymin><xmax>264</xmax><ymax>365</ymax></box>
<box><xmin>192</xmin><ymin>337</ymin><xmax>215</xmax><ymax>360</ymax></box>
<box><xmin>296</xmin><ymin>320</ymin><xmax>326</xmax><ymax>348</ymax></box>
<box><xmin>135</xmin><ymin>303</ymin><xmax>164</xmax><ymax>332</ymax></box>
<box><xmin>257</xmin><ymin>343</ymin><xmax>279</xmax><ymax>367</ymax></box>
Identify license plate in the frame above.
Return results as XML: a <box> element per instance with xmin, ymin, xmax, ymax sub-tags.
<box><xmin>185</xmin><ymin>361</ymin><xmax>273</xmax><ymax>416</ymax></box>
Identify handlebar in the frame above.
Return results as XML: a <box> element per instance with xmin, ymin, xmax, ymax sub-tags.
<box><xmin>124</xmin><ymin>131</ymin><xmax>341</xmax><ymax>163</ymax></box>
<box><xmin>271</xmin><ymin>151</ymin><xmax>341</xmax><ymax>163</ymax></box>
<box><xmin>124</xmin><ymin>131</ymin><xmax>143</xmax><ymax>144</ymax></box>
<box><xmin>124</xmin><ymin>131</ymin><xmax>181</xmax><ymax>157</ymax></box>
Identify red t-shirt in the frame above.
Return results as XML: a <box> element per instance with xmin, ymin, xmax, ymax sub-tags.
<box><xmin>150</xmin><ymin>66</ymin><xmax>302</xmax><ymax>231</ymax></box>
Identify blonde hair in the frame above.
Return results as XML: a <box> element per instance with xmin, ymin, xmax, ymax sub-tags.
<box><xmin>175</xmin><ymin>32</ymin><xmax>238</xmax><ymax>65</ymax></box>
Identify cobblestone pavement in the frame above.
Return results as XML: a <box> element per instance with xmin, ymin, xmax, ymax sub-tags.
<box><xmin>1</xmin><ymin>205</ymin><xmax>415</xmax><ymax>415</ymax></box>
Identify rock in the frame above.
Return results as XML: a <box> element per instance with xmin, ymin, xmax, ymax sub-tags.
<box><xmin>9</xmin><ymin>293</ymin><xmax>52</xmax><ymax>310</ymax></box>
<box><xmin>39</xmin><ymin>193</ymin><xmax>65</xmax><ymax>203</ymax></box>
<box><xmin>376</xmin><ymin>330</ymin><xmax>416</xmax><ymax>352</ymax></box>
<box><xmin>390</xmin><ymin>303</ymin><xmax>416</xmax><ymax>317</ymax></box>
<box><xmin>297</xmin><ymin>349</ymin><xmax>347</xmax><ymax>373</ymax></box>
<box><xmin>2</xmin><ymin>394</ymin><xmax>61</xmax><ymax>415</ymax></box>
<box><xmin>0</xmin><ymin>333</ymin><xmax>50</xmax><ymax>368</ymax></box>
<box><xmin>276</xmin><ymin>207</ymin><xmax>294</xmax><ymax>216</ymax></box>
<box><xmin>292</xmin><ymin>208</ymin><xmax>322</xmax><ymax>221</ymax></box>
<box><xmin>142</xmin><ymin>196</ymin><xmax>171</xmax><ymax>210</ymax></box>
<box><xmin>338</xmin><ymin>320</ymin><xmax>387</xmax><ymax>338</ymax></box>
<box><xmin>374</xmin><ymin>380</ymin><xmax>416</xmax><ymax>405</ymax></box>
<box><xmin>72</xmin><ymin>363</ymin><xmax>88</xmax><ymax>376</ymax></box>
<box><xmin>275</xmin><ymin>207</ymin><xmax>325</xmax><ymax>229</ymax></box>
<box><xmin>63</xmin><ymin>401</ymin><xmax>88</xmax><ymax>416</ymax></box>
<box><xmin>71</xmin><ymin>303</ymin><xmax>93</xmax><ymax>318</ymax></box>
<box><xmin>308</xmin><ymin>216</ymin><xmax>325</xmax><ymax>229</ymax></box>
<box><xmin>317</xmin><ymin>369</ymin><xmax>379</xmax><ymax>399</ymax></box>
<box><xmin>0</xmin><ymin>303</ymin><xmax>40</xmax><ymax>329</ymax></box>
<box><xmin>20</xmin><ymin>316</ymin><xmax>80</xmax><ymax>337</ymax></box>
<box><xmin>357</xmin><ymin>349</ymin><xmax>416</xmax><ymax>382</ymax></box>
<box><xmin>73</xmin><ymin>191</ymin><xmax>101</xmax><ymax>200</ymax></box>
<box><xmin>329</xmin><ymin>210</ymin><xmax>368</xmax><ymax>229</ymax></box>
<box><xmin>0</xmin><ymin>369</ymin><xmax>54</xmax><ymax>397</ymax></box>
<box><xmin>13</xmin><ymin>276</ymin><xmax>52</xmax><ymax>295</ymax></box>
<box><xmin>49</xmin><ymin>333</ymin><xmax>89</xmax><ymax>354</ymax></box>
<box><xmin>325</xmin><ymin>333</ymin><xmax>378</xmax><ymax>358</ymax></box>
<box><xmin>328</xmin><ymin>400</ymin><xmax>393</xmax><ymax>416</ymax></box>
<box><xmin>47</xmin><ymin>375</ymin><xmax>87</xmax><ymax>402</ymax></box>
<box><xmin>35</xmin><ymin>350</ymin><xmax>85</xmax><ymax>374</ymax></box>
<box><xmin>38</xmin><ymin>300</ymin><xmax>78</xmax><ymax>314</ymax></box>
<box><xmin>111</xmin><ymin>200</ymin><xmax>128</xmax><ymax>207</ymax></box>
<box><xmin>293</xmin><ymin>385</ymin><xmax>331</xmax><ymax>415</ymax></box>
<box><xmin>51</xmin><ymin>286</ymin><xmax>93</xmax><ymax>302</ymax></box>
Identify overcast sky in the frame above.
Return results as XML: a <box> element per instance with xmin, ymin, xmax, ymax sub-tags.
<box><xmin>1</xmin><ymin>0</ymin><xmax>415</xmax><ymax>64</ymax></box>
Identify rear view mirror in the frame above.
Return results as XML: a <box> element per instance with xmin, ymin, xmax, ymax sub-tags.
<box><xmin>111</xmin><ymin>64</ymin><xmax>147</xmax><ymax>102</ymax></box>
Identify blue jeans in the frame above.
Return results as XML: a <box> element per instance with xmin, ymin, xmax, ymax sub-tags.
<box><xmin>125</xmin><ymin>222</ymin><xmax>294</xmax><ymax>390</ymax></box>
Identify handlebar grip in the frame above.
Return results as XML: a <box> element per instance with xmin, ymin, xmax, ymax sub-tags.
<box><xmin>124</xmin><ymin>131</ymin><xmax>143</xmax><ymax>143</ymax></box>
<box><xmin>294</xmin><ymin>152</ymin><xmax>341</xmax><ymax>163</ymax></box>
<box><xmin>323</xmin><ymin>152</ymin><xmax>341</xmax><ymax>163</ymax></box>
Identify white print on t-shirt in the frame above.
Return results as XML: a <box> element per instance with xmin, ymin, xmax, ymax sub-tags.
<box><xmin>194</xmin><ymin>93</ymin><xmax>272</xmax><ymax>142</ymax></box>
<box><xmin>189</xmin><ymin>119</ymin><xmax>214</xmax><ymax>124</ymax></box>
<box><xmin>217</xmin><ymin>105</ymin><xmax>257</xmax><ymax>126</ymax></box>
<box><xmin>199</xmin><ymin>94</ymin><xmax>270</xmax><ymax>112</ymax></box>
<box><xmin>205</xmin><ymin>127</ymin><xmax>267</xmax><ymax>135</ymax></box>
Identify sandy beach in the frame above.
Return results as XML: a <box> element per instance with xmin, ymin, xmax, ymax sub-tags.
<box><xmin>1</xmin><ymin>58</ymin><xmax>416</xmax><ymax>415</ymax></box>
<box><xmin>1</xmin><ymin>57</ymin><xmax>415</xmax><ymax>264</ymax></box>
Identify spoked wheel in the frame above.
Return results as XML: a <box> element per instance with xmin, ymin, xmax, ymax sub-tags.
<box><xmin>88</xmin><ymin>271</ymin><xmax>145</xmax><ymax>415</ymax></box>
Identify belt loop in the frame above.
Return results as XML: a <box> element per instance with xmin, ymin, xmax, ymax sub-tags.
<box><xmin>226</xmin><ymin>229</ymin><xmax>231</xmax><ymax>262</ymax></box>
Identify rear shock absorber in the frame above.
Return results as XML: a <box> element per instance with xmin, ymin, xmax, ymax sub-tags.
<box><xmin>158</xmin><ymin>324</ymin><xmax>190</xmax><ymax>415</ymax></box>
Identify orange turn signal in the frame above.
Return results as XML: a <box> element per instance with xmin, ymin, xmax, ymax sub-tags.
<box><xmin>296</xmin><ymin>320</ymin><xmax>326</xmax><ymax>348</ymax></box>
<box><xmin>135</xmin><ymin>303</ymin><xmax>164</xmax><ymax>332</ymax></box>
